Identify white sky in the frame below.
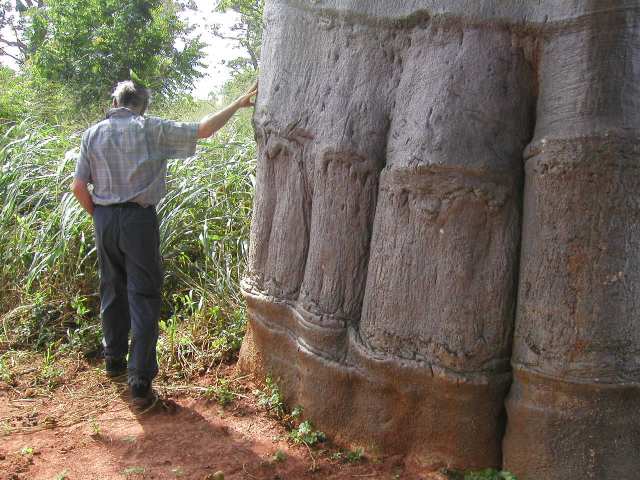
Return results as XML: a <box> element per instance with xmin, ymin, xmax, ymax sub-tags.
<box><xmin>183</xmin><ymin>0</ymin><xmax>242</xmax><ymax>99</ymax></box>
<box><xmin>0</xmin><ymin>0</ymin><xmax>242</xmax><ymax>100</ymax></box>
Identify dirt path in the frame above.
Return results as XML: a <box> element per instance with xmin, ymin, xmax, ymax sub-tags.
<box><xmin>1</xmin><ymin>357</ymin><xmax>445</xmax><ymax>480</ymax></box>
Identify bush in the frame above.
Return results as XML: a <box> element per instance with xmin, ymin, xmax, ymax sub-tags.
<box><xmin>0</xmin><ymin>93</ymin><xmax>256</xmax><ymax>375</ymax></box>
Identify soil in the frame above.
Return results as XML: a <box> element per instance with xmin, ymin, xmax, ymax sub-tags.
<box><xmin>0</xmin><ymin>356</ymin><xmax>449</xmax><ymax>480</ymax></box>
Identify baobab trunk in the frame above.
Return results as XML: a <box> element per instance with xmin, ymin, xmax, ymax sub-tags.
<box><xmin>239</xmin><ymin>1</ymin><xmax>640</xmax><ymax>478</ymax></box>
<box><xmin>503</xmin><ymin>4</ymin><xmax>640</xmax><ymax>479</ymax></box>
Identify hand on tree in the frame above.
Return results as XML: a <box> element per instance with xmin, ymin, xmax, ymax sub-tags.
<box><xmin>236</xmin><ymin>81</ymin><xmax>258</xmax><ymax>108</ymax></box>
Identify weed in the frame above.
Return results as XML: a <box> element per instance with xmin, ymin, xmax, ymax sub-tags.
<box><xmin>38</xmin><ymin>345</ymin><xmax>64</xmax><ymax>390</ymax></box>
<box><xmin>345</xmin><ymin>447</ymin><xmax>365</xmax><ymax>463</ymax></box>
<box><xmin>255</xmin><ymin>375</ymin><xmax>286</xmax><ymax>418</ymax></box>
<box><xmin>272</xmin><ymin>449</ymin><xmax>286</xmax><ymax>463</ymax></box>
<box><xmin>20</xmin><ymin>446</ymin><xmax>34</xmax><ymax>456</ymax></box>
<box><xmin>203</xmin><ymin>378</ymin><xmax>236</xmax><ymax>406</ymax></box>
<box><xmin>289</xmin><ymin>420</ymin><xmax>326</xmax><ymax>446</ymax></box>
<box><xmin>70</xmin><ymin>295</ymin><xmax>90</xmax><ymax>317</ymax></box>
<box><xmin>0</xmin><ymin>91</ymin><xmax>256</xmax><ymax>383</ymax></box>
<box><xmin>53</xmin><ymin>470</ymin><xmax>69</xmax><ymax>480</ymax></box>
<box><xmin>89</xmin><ymin>418</ymin><xmax>101</xmax><ymax>437</ymax></box>
<box><xmin>331</xmin><ymin>447</ymin><xmax>365</xmax><ymax>463</ymax></box>
<box><xmin>447</xmin><ymin>469</ymin><xmax>517</xmax><ymax>480</ymax></box>
<box><xmin>171</xmin><ymin>466</ymin><xmax>185</xmax><ymax>476</ymax></box>
<box><xmin>0</xmin><ymin>353</ymin><xmax>15</xmax><ymax>384</ymax></box>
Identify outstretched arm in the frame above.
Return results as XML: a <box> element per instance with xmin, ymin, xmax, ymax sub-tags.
<box><xmin>197</xmin><ymin>82</ymin><xmax>258</xmax><ymax>139</ymax></box>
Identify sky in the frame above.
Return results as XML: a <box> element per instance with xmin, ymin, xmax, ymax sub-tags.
<box><xmin>182</xmin><ymin>0</ymin><xmax>242</xmax><ymax>99</ymax></box>
<box><xmin>0</xmin><ymin>0</ymin><xmax>242</xmax><ymax>100</ymax></box>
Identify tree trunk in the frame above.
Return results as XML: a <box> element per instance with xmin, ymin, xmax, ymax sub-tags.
<box><xmin>240</xmin><ymin>1</ymin><xmax>640</xmax><ymax>477</ymax></box>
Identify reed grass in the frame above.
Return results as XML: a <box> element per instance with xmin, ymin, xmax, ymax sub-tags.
<box><xmin>0</xmin><ymin>102</ymin><xmax>256</xmax><ymax>379</ymax></box>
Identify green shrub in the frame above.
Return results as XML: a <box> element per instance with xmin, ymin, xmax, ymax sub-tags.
<box><xmin>0</xmin><ymin>94</ymin><xmax>256</xmax><ymax>377</ymax></box>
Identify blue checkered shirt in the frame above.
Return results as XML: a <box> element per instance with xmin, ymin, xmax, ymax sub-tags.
<box><xmin>75</xmin><ymin>108</ymin><xmax>199</xmax><ymax>206</ymax></box>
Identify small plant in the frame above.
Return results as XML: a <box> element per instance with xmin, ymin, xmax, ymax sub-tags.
<box><xmin>204</xmin><ymin>378</ymin><xmax>236</xmax><ymax>406</ymax></box>
<box><xmin>272</xmin><ymin>449</ymin><xmax>286</xmax><ymax>463</ymax></box>
<box><xmin>255</xmin><ymin>375</ymin><xmax>286</xmax><ymax>418</ymax></box>
<box><xmin>291</xmin><ymin>405</ymin><xmax>304</xmax><ymax>419</ymax></box>
<box><xmin>70</xmin><ymin>295</ymin><xmax>90</xmax><ymax>317</ymax></box>
<box><xmin>53</xmin><ymin>470</ymin><xmax>69</xmax><ymax>480</ymax></box>
<box><xmin>331</xmin><ymin>447</ymin><xmax>365</xmax><ymax>463</ymax></box>
<box><xmin>38</xmin><ymin>345</ymin><xmax>64</xmax><ymax>390</ymax></box>
<box><xmin>20</xmin><ymin>446</ymin><xmax>34</xmax><ymax>456</ymax></box>
<box><xmin>289</xmin><ymin>420</ymin><xmax>326</xmax><ymax>446</ymax></box>
<box><xmin>461</xmin><ymin>469</ymin><xmax>517</xmax><ymax>480</ymax></box>
<box><xmin>345</xmin><ymin>447</ymin><xmax>365</xmax><ymax>463</ymax></box>
<box><xmin>171</xmin><ymin>466</ymin><xmax>184</xmax><ymax>477</ymax></box>
<box><xmin>0</xmin><ymin>354</ymin><xmax>15</xmax><ymax>384</ymax></box>
<box><xmin>89</xmin><ymin>418</ymin><xmax>101</xmax><ymax>437</ymax></box>
<box><xmin>62</xmin><ymin>297</ymin><xmax>102</xmax><ymax>357</ymax></box>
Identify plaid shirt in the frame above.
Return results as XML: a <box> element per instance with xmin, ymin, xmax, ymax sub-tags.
<box><xmin>75</xmin><ymin>107</ymin><xmax>199</xmax><ymax>206</ymax></box>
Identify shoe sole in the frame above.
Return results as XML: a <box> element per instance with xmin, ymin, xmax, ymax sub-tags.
<box><xmin>132</xmin><ymin>391</ymin><xmax>158</xmax><ymax>412</ymax></box>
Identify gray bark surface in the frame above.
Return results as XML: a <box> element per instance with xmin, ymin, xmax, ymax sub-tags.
<box><xmin>239</xmin><ymin>1</ymin><xmax>640</xmax><ymax>478</ymax></box>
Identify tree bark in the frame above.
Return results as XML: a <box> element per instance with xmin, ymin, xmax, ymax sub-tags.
<box><xmin>240</xmin><ymin>1</ymin><xmax>640</xmax><ymax>477</ymax></box>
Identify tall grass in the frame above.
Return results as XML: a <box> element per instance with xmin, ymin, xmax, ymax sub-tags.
<box><xmin>0</xmin><ymin>102</ymin><xmax>256</xmax><ymax>378</ymax></box>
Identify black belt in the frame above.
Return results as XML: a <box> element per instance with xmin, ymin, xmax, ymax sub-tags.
<box><xmin>103</xmin><ymin>202</ymin><xmax>146</xmax><ymax>208</ymax></box>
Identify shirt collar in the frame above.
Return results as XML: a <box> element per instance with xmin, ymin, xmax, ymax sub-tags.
<box><xmin>106</xmin><ymin>107</ymin><xmax>141</xmax><ymax>119</ymax></box>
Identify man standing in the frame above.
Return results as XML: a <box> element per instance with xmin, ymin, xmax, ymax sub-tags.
<box><xmin>71</xmin><ymin>80</ymin><xmax>257</xmax><ymax>408</ymax></box>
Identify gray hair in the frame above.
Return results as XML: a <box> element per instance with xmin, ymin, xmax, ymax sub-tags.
<box><xmin>111</xmin><ymin>80</ymin><xmax>151</xmax><ymax>113</ymax></box>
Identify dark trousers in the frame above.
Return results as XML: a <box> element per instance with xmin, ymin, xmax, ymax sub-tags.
<box><xmin>93</xmin><ymin>204</ymin><xmax>163</xmax><ymax>383</ymax></box>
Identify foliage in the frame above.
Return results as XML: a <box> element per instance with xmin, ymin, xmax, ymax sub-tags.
<box><xmin>218</xmin><ymin>68</ymin><xmax>258</xmax><ymax>107</ymax></box>
<box><xmin>461</xmin><ymin>469</ymin><xmax>518</xmax><ymax>480</ymax></box>
<box><xmin>255</xmin><ymin>375</ymin><xmax>286</xmax><ymax>418</ymax></box>
<box><xmin>25</xmin><ymin>0</ymin><xmax>206</xmax><ymax>103</ymax></box>
<box><xmin>0</xmin><ymin>95</ymin><xmax>256</xmax><ymax>378</ymax></box>
<box><xmin>331</xmin><ymin>447</ymin><xmax>365</xmax><ymax>463</ymax></box>
<box><xmin>255</xmin><ymin>377</ymin><xmax>326</xmax><ymax>448</ymax></box>
<box><xmin>271</xmin><ymin>449</ymin><xmax>286</xmax><ymax>463</ymax></box>
<box><xmin>0</xmin><ymin>66</ymin><xmax>97</xmax><ymax>127</ymax></box>
<box><xmin>20</xmin><ymin>446</ymin><xmax>35</xmax><ymax>456</ymax></box>
<box><xmin>289</xmin><ymin>420</ymin><xmax>326</xmax><ymax>446</ymax></box>
<box><xmin>0</xmin><ymin>0</ymin><xmax>264</xmax><ymax>392</ymax></box>
<box><xmin>0</xmin><ymin>66</ymin><xmax>29</xmax><ymax>124</ymax></box>
<box><xmin>446</xmin><ymin>468</ymin><xmax>517</xmax><ymax>480</ymax></box>
<box><xmin>203</xmin><ymin>377</ymin><xmax>236</xmax><ymax>406</ymax></box>
<box><xmin>0</xmin><ymin>0</ymin><xmax>40</xmax><ymax>64</ymax></box>
<box><xmin>213</xmin><ymin>0</ymin><xmax>264</xmax><ymax>75</ymax></box>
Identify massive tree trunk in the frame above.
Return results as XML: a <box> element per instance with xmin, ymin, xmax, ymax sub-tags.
<box><xmin>239</xmin><ymin>1</ymin><xmax>640</xmax><ymax>478</ymax></box>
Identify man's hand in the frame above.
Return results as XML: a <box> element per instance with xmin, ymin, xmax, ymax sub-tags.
<box><xmin>71</xmin><ymin>178</ymin><xmax>95</xmax><ymax>216</ymax></box>
<box><xmin>236</xmin><ymin>81</ymin><xmax>258</xmax><ymax>108</ymax></box>
<box><xmin>198</xmin><ymin>81</ymin><xmax>259</xmax><ymax>139</ymax></box>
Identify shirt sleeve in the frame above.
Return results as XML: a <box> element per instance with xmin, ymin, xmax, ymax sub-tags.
<box><xmin>74</xmin><ymin>130</ymin><xmax>92</xmax><ymax>183</ymax></box>
<box><xmin>145</xmin><ymin>117</ymin><xmax>200</xmax><ymax>161</ymax></box>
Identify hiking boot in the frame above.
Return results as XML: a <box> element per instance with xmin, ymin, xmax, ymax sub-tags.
<box><xmin>129</xmin><ymin>379</ymin><xmax>156</xmax><ymax>410</ymax></box>
<box><xmin>105</xmin><ymin>357</ymin><xmax>127</xmax><ymax>378</ymax></box>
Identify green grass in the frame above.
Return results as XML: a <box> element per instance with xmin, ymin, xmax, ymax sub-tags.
<box><xmin>0</xmin><ymin>85</ymin><xmax>256</xmax><ymax>379</ymax></box>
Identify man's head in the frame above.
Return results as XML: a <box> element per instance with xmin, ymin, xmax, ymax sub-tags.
<box><xmin>111</xmin><ymin>81</ymin><xmax>151</xmax><ymax>115</ymax></box>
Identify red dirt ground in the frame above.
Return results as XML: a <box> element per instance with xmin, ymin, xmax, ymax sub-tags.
<box><xmin>1</xmin><ymin>357</ymin><xmax>448</xmax><ymax>480</ymax></box>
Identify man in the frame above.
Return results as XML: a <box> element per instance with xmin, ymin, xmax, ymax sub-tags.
<box><xmin>71</xmin><ymin>80</ymin><xmax>257</xmax><ymax>408</ymax></box>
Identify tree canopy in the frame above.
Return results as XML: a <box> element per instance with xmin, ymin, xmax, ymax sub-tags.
<box><xmin>19</xmin><ymin>0</ymin><xmax>205</xmax><ymax>103</ymax></box>
<box><xmin>213</xmin><ymin>0</ymin><xmax>263</xmax><ymax>76</ymax></box>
